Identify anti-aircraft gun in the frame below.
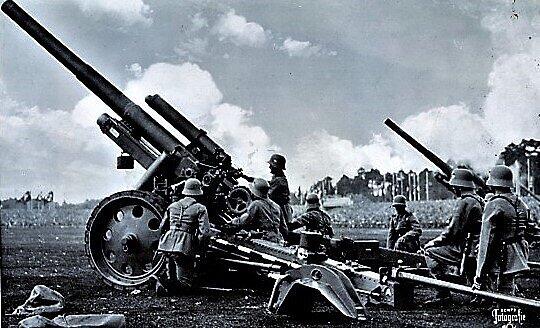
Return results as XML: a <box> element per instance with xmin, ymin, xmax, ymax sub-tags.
<box><xmin>1</xmin><ymin>0</ymin><xmax>253</xmax><ymax>289</ymax></box>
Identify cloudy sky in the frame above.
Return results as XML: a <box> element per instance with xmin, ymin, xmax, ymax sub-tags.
<box><xmin>1</xmin><ymin>0</ymin><xmax>539</xmax><ymax>202</ymax></box>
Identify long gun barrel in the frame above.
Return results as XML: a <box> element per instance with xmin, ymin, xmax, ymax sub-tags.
<box><xmin>1</xmin><ymin>0</ymin><xmax>180</xmax><ymax>154</ymax></box>
<box><xmin>145</xmin><ymin>95</ymin><xmax>231</xmax><ymax>166</ymax></box>
<box><xmin>384</xmin><ymin>118</ymin><xmax>486</xmax><ymax>189</ymax></box>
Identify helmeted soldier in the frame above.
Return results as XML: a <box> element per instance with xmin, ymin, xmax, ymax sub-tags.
<box><xmin>289</xmin><ymin>193</ymin><xmax>334</xmax><ymax>238</ymax></box>
<box><xmin>231</xmin><ymin>178</ymin><xmax>287</xmax><ymax>243</ymax></box>
<box><xmin>386</xmin><ymin>195</ymin><xmax>422</xmax><ymax>253</ymax></box>
<box><xmin>473</xmin><ymin>165</ymin><xmax>530</xmax><ymax>295</ymax></box>
<box><xmin>424</xmin><ymin>168</ymin><xmax>484</xmax><ymax>302</ymax></box>
<box><xmin>156</xmin><ymin>178</ymin><xmax>210</xmax><ymax>294</ymax></box>
<box><xmin>267</xmin><ymin>154</ymin><xmax>293</xmax><ymax>236</ymax></box>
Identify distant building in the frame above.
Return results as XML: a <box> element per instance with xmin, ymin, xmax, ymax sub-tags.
<box><xmin>335</xmin><ymin>168</ymin><xmax>453</xmax><ymax>201</ymax></box>
<box><xmin>499</xmin><ymin>139</ymin><xmax>539</xmax><ymax>194</ymax></box>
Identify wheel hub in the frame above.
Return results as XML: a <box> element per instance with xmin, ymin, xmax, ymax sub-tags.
<box><xmin>85</xmin><ymin>190</ymin><xmax>167</xmax><ymax>289</ymax></box>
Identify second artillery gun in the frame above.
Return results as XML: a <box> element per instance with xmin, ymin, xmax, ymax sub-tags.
<box><xmin>4</xmin><ymin>0</ymin><xmax>540</xmax><ymax>320</ymax></box>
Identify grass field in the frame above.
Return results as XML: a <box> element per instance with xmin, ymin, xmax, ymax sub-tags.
<box><xmin>1</xmin><ymin>199</ymin><xmax>540</xmax><ymax>327</ymax></box>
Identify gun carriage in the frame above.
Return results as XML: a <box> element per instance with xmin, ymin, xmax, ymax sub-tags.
<box><xmin>3</xmin><ymin>0</ymin><xmax>540</xmax><ymax>320</ymax></box>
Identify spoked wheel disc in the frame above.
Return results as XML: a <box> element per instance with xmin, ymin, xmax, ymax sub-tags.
<box><xmin>85</xmin><ymin>190</ymin><xmax>167</xmax><ymax>289</ymax></box>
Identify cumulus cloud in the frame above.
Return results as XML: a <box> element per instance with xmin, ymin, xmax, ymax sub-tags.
<box><xmin>0</xmin><ymin>84</ymin><xmax>143</xmax><ymax>203</ymax></box>
<box><xmin>292</xmin><ymin>5</ymin><xmax>540</xmax><ymax>188</ymax></box>
<box><xmin>279</xmin><ymin>38</ymin><xmax>321</xmax><ymax>58</ymax></box>
<box><xmin>69</xmin><ymin>62</ymin><xmax>277</xmax><ymax>197</ymax></box>
<box><xmin>126</xmin><ymin>63</ymin><xmax>143</xmax><ymax>78</ymax></box>
<box><xmin>290</xmin><ymin>131</ymin><xmax>402</xmax><ymax>187</ymax></box>
<box><xmin>2</xmin><ymin>61</ymin><xmax>277</xmax><ymax>201</ymax></box>
<box><xmin>174</xmin><ymin>38</ymin><xmax>209</xmax><ymax>62</ymax></box>
<box><xmin>212</xmin><ymin>10</ymin><xmax>268</xmax><ymax>48</ymax></box>
<box><xmin>70</xmin><ymin>0</ymin><xmax>152</xmax><ymax>26</ymax></box>
<box><xmin>210</xmin><ymin>104</ymin><xmax>276</xmax><ymax>178</ymax></box>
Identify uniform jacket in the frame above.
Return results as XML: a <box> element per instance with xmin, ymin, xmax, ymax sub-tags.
<box><xmin>158</xmin><ymin>197</ymin><xmax>210</xmax><ymax>256</ymax></box>
<box><xmin>231</xmin><ymin>198</ymin><xmax>285</xmax><ymax>243</ymax></box>
<box><xmin>424</xmin><ymin>193</ymin><xmax>483</xmax><ymax>265</ymax></box>
<box><xmin>290</xmin><ymin>208</ymin><xmax>334</xmax><ymax>238</ymax></box>
<box><xmin>476</xmin><ymin>193</ymin><xmax>530</xmax><ymax>277</ymax></box>
<box><xmin>386</xmin><ymin>210</ymin><xmax>422</xmax><ymax>249</ymax></box>
<box><xmin>269</xmin><ymin>173</ymin><xmax>293</xmax><ymax>228</ymax></box>
<box><xmin>268</xmin><ymin>173</ymin><xmax>290</xmax><ymax>206</ymax></box>
<box><xmin>432</xmin><ymin>194</ymin><xmax>483</xmax><ymax>248</ymax></box>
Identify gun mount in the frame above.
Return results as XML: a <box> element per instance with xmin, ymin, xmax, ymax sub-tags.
<box><xmin>1</xmin><ymin>0</ymin><xmax>252</xmax><ymax>288</ymax></box>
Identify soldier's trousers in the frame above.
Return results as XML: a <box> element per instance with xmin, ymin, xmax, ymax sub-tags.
<box><xmin>163</xmin><ymin>253</ymin><xmax>195</xmax><ymax>292</ymax></box>
<box><xmin>394</xmin><ymin>238</ymin><xmax>420</xmax><ymax>253</ymax></box>
<box><xmin>485</xmin><ymin>273</ymin><xmax>516</xmax><ymax>295</ymax></box>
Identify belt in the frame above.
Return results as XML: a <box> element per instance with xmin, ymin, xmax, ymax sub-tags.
<box><xmin>171</xmin><ymin>226</ymin><xmax>196</xmax><ymax>233</ymax></box>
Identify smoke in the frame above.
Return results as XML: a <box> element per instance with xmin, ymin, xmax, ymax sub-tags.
<box><xmin>292</xmin><ymin>3</ymin><xmax>540</xmax><ymax>187</ymax></box>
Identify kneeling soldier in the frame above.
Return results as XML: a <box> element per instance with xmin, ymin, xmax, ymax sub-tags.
<box><xmin>231</xmin><ymin>178</ymin><xmax>287</xmax><ymax>243</ymax></box>
<box><xmin>386</xmin><ymin>195</ymin><xmax>422</xmax><ymax>253</ymax></box>
<box><xmin>473</xmin><ymin>165</ymin><xmax>530</xmax><ymax>295</ymax></box>
<box><xmin>156</xmin><ymin>178</ymin><xmax>210</xmax><ymax>294</ymax></box>
<box><xmin>289</xmin><ymin>193</ymin><xmax>334</xmax><ymax>238</ymax></box>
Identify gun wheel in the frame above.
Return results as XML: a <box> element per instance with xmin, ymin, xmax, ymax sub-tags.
<box><xmin>85</xmin><ymin>190</ymin><xmax>167</xmax><ymax>290</ymax></box>
<box><xmin>226</xmin><ymin>186</ymin><xmax>252</xmax><ymax>215</ymax></box>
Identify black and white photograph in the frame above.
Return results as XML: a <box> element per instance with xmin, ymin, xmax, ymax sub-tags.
<box><xmin>1</xmin><ymin>0</ymin><xmax>539</xmax><ymax>327</ymax></box>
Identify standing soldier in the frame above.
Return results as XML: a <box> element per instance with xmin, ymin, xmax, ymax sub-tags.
<box><xmin>473</xmin><ymin>165</ymin><xmax>530</xmax><ymax>296</ymax></box>
<box><xmin>231</xmin><ymin>178</ymin><xmax>287</xmax><ymax>243</ymax></box>
<box><xmin>289</xmin><ymin>193</ymin><xmax>334</xmax><ymax>238</ymax></box>
<box><xmin>268</xmin><ymin>154</ymin><xmax>293</xmax><ymax>236</ymax></box>
<box><xmin>386</xmin><ymin>195</ymin><xmax>422</xmax><ymax>253</ymax></box>
<box><xmin>423</xmin><ymin>168</ymin><xmax>484</xmax><ymax>302</ymax></box>
<box><xmin>156</xmin><ymin>178</ymin><xmax>210</xmax><ymax>294</ymax></box>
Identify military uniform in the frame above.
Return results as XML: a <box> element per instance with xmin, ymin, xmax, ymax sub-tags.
<box><xmin>474</xmin><ymin>193</ymin><xmax>530</xmax><ymax>294</ymax></box>
<box><xmin>387</xmin><ymin>210</ymin><xmax>422</xmax><ymax>253</ymax></box>
<box><xmin>231</xmin><ymin>198</ymin><xmax>285</xmax><ymax>243</ymax></box>
<box><xmin>269</xmin><ymin>173</ymin><xmax>293</xmax><ymax>227</ymax></box>
<box><xmin>424</xmin><ymin>193</ymin><xmax>483</xmax><ymax>275</ymax></box>
<box><xmin>289</xmin><ymin>208</ymin><xmax>334</xmax><ymax>238</ymax></box>
<box><xmin>158</xmin><ymin>196</ymin><xmax>210</xmax><ymax>290</ymax></box>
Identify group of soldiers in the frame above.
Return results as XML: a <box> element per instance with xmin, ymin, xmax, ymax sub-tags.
<box><xmin>386</xmin><ymin>166</ymin><xmax>536</xmax><ymax>303</ymax></box>
<box><xmin>153</xmin><ymin>153</ymin><xmax>333</xmax><ymax>294</ymax></box>
<box><xmin>154</xmin><ymin>155</ymin><xmax>536</xmax><ymax>303</ymax></box>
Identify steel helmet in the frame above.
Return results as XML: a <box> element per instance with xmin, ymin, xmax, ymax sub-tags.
<box><xmin>182</xmin><ymin>178</ymin><xmax>203</xmax><ymax>196</ymax></box>
<box><xmin>250</xmin><ymin>178</ymin><xmax>270</xmax><ymax>198</ymax></box>
<box><xmin>305</xmin><ymin>193</ymin><xmax>320</xmax><ymax>209</ymax></box>
<box><xmin>449</xmin><ymin>168</ymin><xmax>475</xmax><ymax>189</ymax></box>
<box><xmin>268</xmin><ymin>154</ymin><xmax>286</xmax><ymax>170</ymax></box>
<box><xmin>486</xmin><ymin>165</ymin><xmax>514</xmax><ymax>188</ymax></box>
<box><xmin>392</xmin><ymin>195</ymin><xmax>407</xmax><ymax>207</ymax></box>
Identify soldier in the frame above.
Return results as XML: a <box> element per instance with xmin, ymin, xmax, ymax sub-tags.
<box><xmin>472</xmin><ymin>165</ymin><xmax>530</xmax><ymax>296</ymax></box>
<box><xmin>268</xmin><ymin>154</ymin><xmax>293</xmax><ymax>236</ymax></box>
<box><xmin>423</xmin><ymin>168</ymin><xmax>484</xmax><ymax>302</ymax></box>
<box><xmin>288</xmin><ymin>193</ymin><xmax>334</xmax><ymax>238</ymax></box>
<box><xmin>231</xmin><ymin>178</ymin><xmax>287</xmax><ymax>243</ymax></box>
<box><xmin>155</xmin><ymin>178</ymin><xmax>211</xmax><ymax>294</ymax></box>
<box><xmin>386</xmin><ymin>195</ymin><xmax>422</xmax><ymax>253</ymax></box>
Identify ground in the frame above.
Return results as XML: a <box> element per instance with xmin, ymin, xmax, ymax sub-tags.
<box><xmin>1</xmin><ymin>226</ymin><xmax>539</xmax><ymax>327</ymax></box>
